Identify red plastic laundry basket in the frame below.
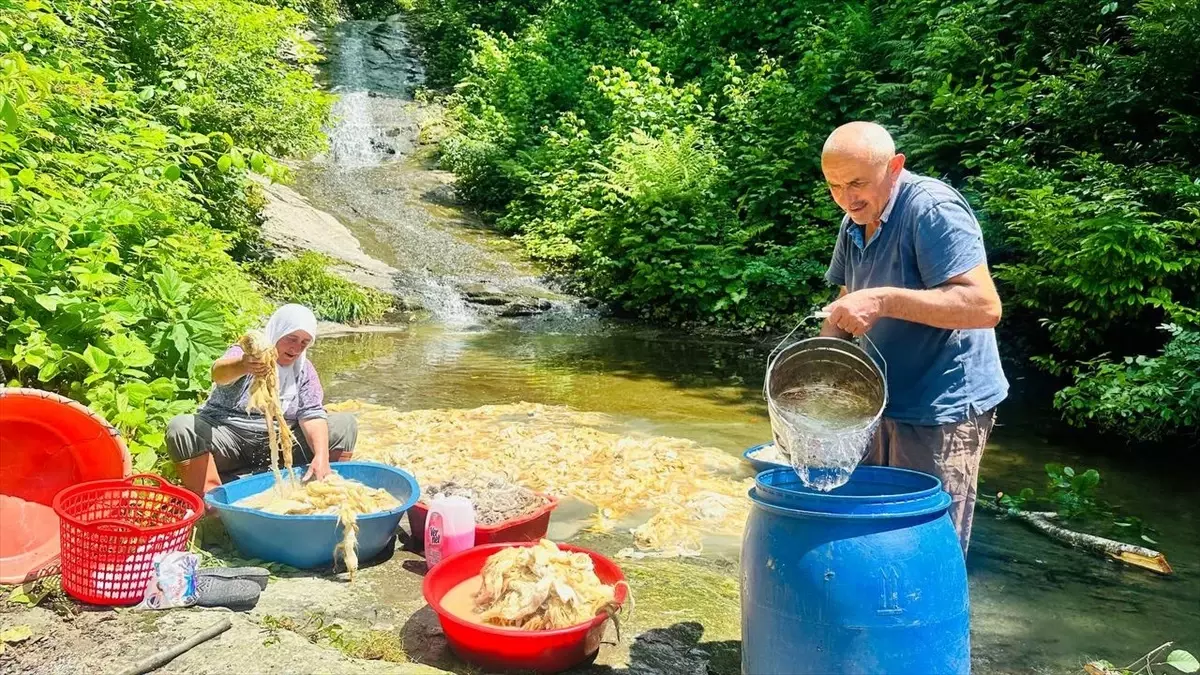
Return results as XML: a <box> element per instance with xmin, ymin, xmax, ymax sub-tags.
<box><xmin>53</xmin><ymin>474</ymin><xmax>203</xmax><ymax>606</ymax></box>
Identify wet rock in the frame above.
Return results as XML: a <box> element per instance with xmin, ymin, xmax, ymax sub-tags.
<box><xmin>420</xmin><ymin>183</ymin><xmax>460</xmax><ymax>207</ymax></box>
<box><xmin>276</xmin><ymin>38</ymin><xmax>302</xmax><ymax>66</ymax></box>
<box><xmin>254</xmin><ymin>176</ymin><xmax>406</xmax><ymax>310</ymax></box>
<box><xmin>461</xmin><ymin>283</ymin><xmax>510</xmax><ymax>306</ymax></box>
<box><xmin>464</xmin><ymin>293</ymin><xmax>510</xmax><ymax>307</ymax></box>
<box><xmin>499</xmin><ymin>299</ymin><xmax>554</xmax><ymax>317</ymax></box>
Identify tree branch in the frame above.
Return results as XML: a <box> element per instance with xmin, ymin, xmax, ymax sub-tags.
<box><xmin>978</xmin><ymin>498</ymin><xmax>1173</xmax><ymax>575</ymax></box>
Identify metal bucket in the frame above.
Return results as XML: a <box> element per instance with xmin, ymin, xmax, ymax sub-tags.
<box><xmin>764</xmin><ymin>336</ymin><xmax>887</xmax><ymax>491</ymax></box>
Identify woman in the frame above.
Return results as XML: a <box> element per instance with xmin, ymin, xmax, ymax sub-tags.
<box><xmin>167</xmin><ymin>304</ymin><xmax>357</xmax><ymax>498</ymax></box>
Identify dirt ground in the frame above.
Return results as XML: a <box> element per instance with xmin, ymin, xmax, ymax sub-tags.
<box><xmin>0</xmin><ymin>530</ymin><xmax>742</xmax><ymax>675</ymax></box>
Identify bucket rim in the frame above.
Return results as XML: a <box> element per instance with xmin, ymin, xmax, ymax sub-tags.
<box><xmin>763</xmin><ymin>336</ymin><xmax>888</xmax><ymax>430</ymax></box>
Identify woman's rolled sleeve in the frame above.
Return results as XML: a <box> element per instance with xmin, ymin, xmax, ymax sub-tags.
<box><xmin>295</xmin><ymin>360</ymin><xmax>328</xmax><ymax>421</ymax></box>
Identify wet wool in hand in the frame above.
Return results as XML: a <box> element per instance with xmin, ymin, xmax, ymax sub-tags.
<box><xmin>238</xmin><ymin>330</ymin><xmax>296</xmax><ymax>490</ymax></box>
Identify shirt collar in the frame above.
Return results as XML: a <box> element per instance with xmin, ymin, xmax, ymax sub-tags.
<box><xmin>879</xmin><ymin>169</ymin><xmax>907</xmax><ymax>224</ymax></box>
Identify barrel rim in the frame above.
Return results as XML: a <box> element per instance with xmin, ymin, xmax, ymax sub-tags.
<box><xmin>748</xmin><ymin>466</ymin><xmax>952</xmax><ymax>519</ymax></box>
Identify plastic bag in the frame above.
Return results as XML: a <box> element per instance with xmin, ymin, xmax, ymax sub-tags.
<box><xmin>135</xmin><ymin>551</ymin><xmax>199</xmax><ymax>610</ymax></box>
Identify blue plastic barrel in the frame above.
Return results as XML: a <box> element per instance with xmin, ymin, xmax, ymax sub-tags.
<box><xmin>205</xmin><ymin>461</ymin><xmax>420</xmax><ymax>569</ymax></box>
<box><xmin>741</xmin><ymin>466</ymin><xmax>969</xmax><ymax>674</ymax></box>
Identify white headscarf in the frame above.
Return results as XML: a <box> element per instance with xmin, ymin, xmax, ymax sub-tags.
<box><xmin>264</xmin><ymin>304</ymin><xmax>318</xmax><ymax>413</ymax></box>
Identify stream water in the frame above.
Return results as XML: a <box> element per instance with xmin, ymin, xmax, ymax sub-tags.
<box><xmin>297</xmin><ymin>17</ymin><xmax>1199</xmax><ymax>674</ymax></box>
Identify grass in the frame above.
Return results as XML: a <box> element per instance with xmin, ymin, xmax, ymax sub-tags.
<box><xmin>2</xmin><ymin>578</ymin><xmax>78</xmax><ymax>619</ymax></box>
<box><xmin>259</xmin><ymin>612</ymin><xmax>409</xmax><ymax>663</ymax></box>
<box><xmin>622</xmin><ymin>559</ymin><xmax>741</xmax><ymax>640</ymax></box>
<box><xmin>254</xmin><ymin>251</ymin><xmax>394</xmax><ymax>324</ymax></box>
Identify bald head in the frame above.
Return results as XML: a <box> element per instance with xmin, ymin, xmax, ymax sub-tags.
<box><xmin>822</xmin><ymin>121</ymin><xmax>896</xmax><ymax>166</ymax></box>
<box><xmin>821</xmin><ymin>122</ymin><xmax>905</xmax><ymax>227</ymax></box>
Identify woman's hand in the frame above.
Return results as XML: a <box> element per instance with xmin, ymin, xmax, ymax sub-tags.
<box><xmin>299</xmin><ymin>418</ymin><xmax>332</xmax><ymax>482</ymax></box>
<box><xmin>303</xmin><ymin>454</ymin><xmax>331</xmax><ymax>481</ymax></box>
<box><xmin>241</xmin><ymin>351</ymin><xmax>271</xmax><ymax>378</ymax></box>
<box><xmin>212</xmin><ymin>351</ymin><xmax>269</xmax><ymax>385</ymax></box>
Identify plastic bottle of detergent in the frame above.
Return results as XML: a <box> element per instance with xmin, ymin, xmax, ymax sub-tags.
<box><xmin>424</xmin><ymin>495</ymin><xmax>475</xmax><ymax>569</ymax></box>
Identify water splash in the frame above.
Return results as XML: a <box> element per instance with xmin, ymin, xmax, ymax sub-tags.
<box><xmin>408</xmin><ymin>273</ymin><xmax>479</xmax><ymax>329</ymax></box>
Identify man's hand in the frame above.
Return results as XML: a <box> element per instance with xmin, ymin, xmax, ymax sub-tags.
<box><xmin>241</xmin><ymin>351</ymin><xmax>271</xmax><ymax>377</ymax></box>
<box><xmin>823</xmin><ymin>288</ymin><xmax>886</xmax><ymax>337</ymax></box>
<box><xmin>303</xmin><ymin>453</ymin><xmax>331</xmax><ymax>481</ymax></box>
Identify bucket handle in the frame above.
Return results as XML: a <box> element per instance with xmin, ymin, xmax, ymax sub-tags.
<box><xmin>763</xmin><ymin>313</ymin><xmax>889</xmax><ymax>400</ymax></box>
<box><xmin>860</xmin><ymin>332</ymin><xmax>887</xmax><ymax>382</ymax></box>
<box><xmin>763</xmin><ymin>313</ymin><xmax>826</xmax><ymax>401</ymax></box>
<box><xmin>765</xmin><ymin>312</ymin><xmax>825</xmax><ymax>364</ymax></box>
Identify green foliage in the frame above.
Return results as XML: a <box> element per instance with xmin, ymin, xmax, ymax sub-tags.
<box><xmin>408</xmin><ymin>0</ymin><xmax>1200</xmax><ymax>441</ymax></box>
<box><xmin>254</xmin><ymin>252</ymin><xmax>394</xmax><ymax>324</ymax></box>
<box><xmin>974</xmin><ymin>152</ymin><xmax>1200</xmax><ymax>358</ymax></box>
<box><xmin>105</xmin><ymin>0</ymin><xmax>334</xmax><ymax>157</ymax></box>
<box><xmin>0</xmin><ymin>0</ymin><xmax>329</xmax><ymax>472</ymax></box>
<box><xmin>997</xmin><ymin>463</ymin><xmax>1157</xmax><ymax>543</ymax></box>
<box><xmin>401</xmin><ymin>0</ymin><xmax>550</xmax><ymax>87</ymax></box>
<box><xmin>270</xmin><ymin>0</ymin><xmax>343</xmax><ymax>24</ymax></box>
<box><xmin>339</xmin><ymin>0</ymin><xmax>402</xmax><ymax>20</ymax></box>
<box><xmin>1056</xmin><ymin>325</ymin><xmax>1200</xmax><ymax>443</ymax></box>
<box><xmin>1087</xmin><ymin>642</ymin><xmax>1199</xmax><ymax>675</ymax></box>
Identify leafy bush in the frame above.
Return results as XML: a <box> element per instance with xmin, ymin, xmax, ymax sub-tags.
<box><xmin>255</xmin><ymin>252</ymin><xmax>394</xmax><ymax>324</ymax></box>
<box><xmin>106</xmin><ymin>0</ymin><xmax>333</xmax><ymax>157</ymax></box>
<box><xmin>273</xmin><ymin>0</ymin><xmax>343</xmax><ymax>24</ymax></box>
<box><xmin>1056</xmin><ymin>325</ymin><xmax>1200</xmax><ymax>443</ymax></box>
<box><xmin>409</xmin><ymin>0</ymin><xmax>1200</xmax><ymax>442</ymax></box>
<box><xmin>972</xmin><ymin>150</ymin><xmax>1200</xmax><ymax>360</ymax></box>
<box><xmin>0</xmin><ymin>0</ymin><xmax>329</xmax><ymax>471</ymax></box>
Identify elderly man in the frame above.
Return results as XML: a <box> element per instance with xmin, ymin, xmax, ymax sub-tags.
<box><xmin>818</xmin><ymin>121</ymin><xmax>1008</xmax><ymax>553</ymax></box>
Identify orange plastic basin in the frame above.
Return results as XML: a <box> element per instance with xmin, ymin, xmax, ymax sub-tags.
<box><xmin>0</xmin><ymin>388</ymin><xmax>131</xmax><ymax>583</ymax></box>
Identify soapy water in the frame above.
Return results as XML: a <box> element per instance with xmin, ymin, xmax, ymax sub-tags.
<box><xmin>769</xmin><ymin>380</ymin><xmax>880</xmax><ymax>491</ymax></box>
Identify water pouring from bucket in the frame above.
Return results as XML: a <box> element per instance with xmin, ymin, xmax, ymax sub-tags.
<box><xmin>764</xmin><ymin>318</ymin><xmax>887</xmax><ymax>491</ymax></box>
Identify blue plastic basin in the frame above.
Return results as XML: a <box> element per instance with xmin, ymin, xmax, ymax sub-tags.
<box><xmin>205</xmin><ymin>461</ymin><xmax>420</xmax><ymax>569</ymax></box>
<box><xmin>742</xmin><ymin>442</ymin><xmax>788</xmax><ymax>474</ymax></box>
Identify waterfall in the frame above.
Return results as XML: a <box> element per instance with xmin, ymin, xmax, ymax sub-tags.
<box><xmin>326</xmin><ymin>25</ymin><xmax>386</xmax><ymax>168</ymax></box>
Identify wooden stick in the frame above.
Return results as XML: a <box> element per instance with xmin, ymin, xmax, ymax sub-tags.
<box><xmin>119</xmin><ymin>617</ymin><xmax>232</xmax><ymax>675</ymax></box>
<box><xmin>979</xmin><ymin>498</ymin><xmax>1173</xmax><ymax>575</ymax></box>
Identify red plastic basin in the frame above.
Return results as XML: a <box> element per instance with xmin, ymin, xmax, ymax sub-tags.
<box><xmin>422</xmin><ymin>542</ymin><xmax>628</xmax><ymax>673</ymax></box>
<box><xmin>0</xmin><ymin>388</ymin><xmax>131</xmax><ymax>584</ymax></box>
<box><xmin>408</xmin><ymin>493</ymin><xmax>559</xmax><ymax>549</ymax></box>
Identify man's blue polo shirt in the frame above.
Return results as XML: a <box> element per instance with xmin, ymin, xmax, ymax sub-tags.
<box><xmin>825</xmin><ymin>170</ymin><xmax>1008</xmax><ymax>425</ymax></box>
